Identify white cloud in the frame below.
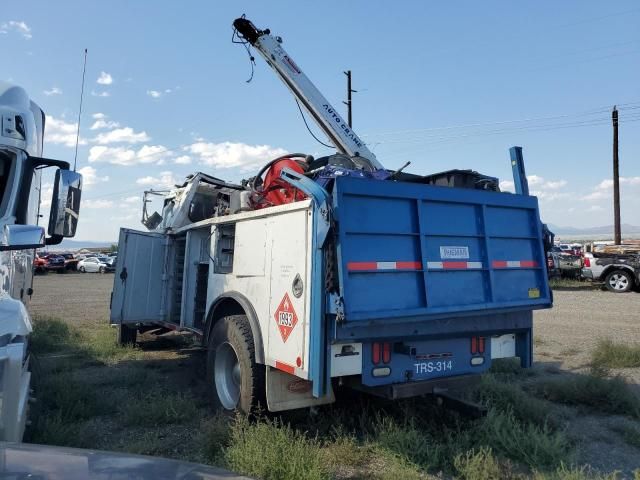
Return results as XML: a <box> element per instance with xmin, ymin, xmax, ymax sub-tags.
<box><xmin>90</xmin><ymin>119</ymin><xmax>120</xmax><ymax>130</ymax></box>
<box><xmin>97</xmin><ymin>71</ymin><xmax>113</xmax><ymax>85</ymax></box>
<box><xmin>187</xmin><ymin>141</ymin><xmax>287</xmax><ymax>171</ymax></box>
<box><xmin>92</xmin><ymin>113</ymin><xmax>106</xmax><ymax>120</ymax></box>
<box><xmin>136</xmin><ymin>171</ymin><xmax>178</xmax><ymax>188</ymax></box>
<box><xmin>582</xmin><ymin>176</ymin><xmax>640</xmax><ymax>201</ymax></box>
<box><xmin>91</xmin><ymin>90</ymin><xmax>110</xmax><ymax>98</ymax></box>
<box><xmin>40</xmin><ymin>182</ymin><xmax>53</xmax><ymax>208</ymax></box>
<box><xmin>147</xmin><ymin>87</ymin><xmax>178</xmax><ymax>99</ymax></box>
<box><xmin>499</xmin><ymin>180</ymin><xmax>514</xmax><ymax>192</ymax></box>
<box><xmin>500</xmin><ymin>175</ymin><xmax>567</xmax><ymax>196</ymax></box>
<box><xmin>77</xmin><ymin>166</ymin><xmax>109</xmax><ymax>188</ymax></box>
<box><xmin>45</xmin><ymin>116</ymin><xmax>87</xmax><ymax>148</ymax></box>
<box><xmin>124</xmin><ymin>196</ymin><xmax>139</xmax><ymax>203</ymax></box>
<box><xmin>43</xmin><ymin>87</ymin><xmax>62</xmax><ymax>96</ymax></box>
<box><xmin>88</xmin><ymin>144</ymin><xmax>170</xmax><ymax>166</ymax></box>
<box><xmin>83</xmin><ymin>199</ymin><xmax>114</xmax><ymax>209</ymax></box>
<box><xmin>587</xmin><ymin>205</ymin><xmax>604</xmax><ymax>212</ymax></box>
<box><xmin>0</xmin><ymin>21</ymin><xmax>32</xmax><ymax>39</ymax></box>
<box><xmin>174</xmin><ymin>155</ymin><xmax>191</xmax><ymax>165</ymax></box>
<box><xmin>93</xmin><ymin>127</ymin><xmax>150</xmax><ymax>145</ymax></box>
<box><xmin>88</xmin><ymin>146</ymin><xmax>135</xmax><ymax>165</ymax></box>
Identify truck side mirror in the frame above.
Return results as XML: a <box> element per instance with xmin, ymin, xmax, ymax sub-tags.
<box><xmin>48</xmin><ymin>169</ymin><xmax>82</xmax><ymax>239</ymax></box>
<box><xmin>0</xmin><ymin>224</ymin><xmax>45</xmax><ymax>251</ymax></box>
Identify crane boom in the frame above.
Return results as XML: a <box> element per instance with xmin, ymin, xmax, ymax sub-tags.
<box><xmin>233</xmin><ymin>17</ymin><xmax>383</xmax><ymax>170</ymax></box>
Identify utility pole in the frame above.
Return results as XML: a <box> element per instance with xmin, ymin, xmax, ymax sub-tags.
<box><xmin>612</xmin><ymin>106</ymin><xmax>621</xmax><ymax>245</ymax></box>
<box><xmin>343</xmin><ymin>70</ymin><xmax>356</xmax><ymax>128</ymax></box>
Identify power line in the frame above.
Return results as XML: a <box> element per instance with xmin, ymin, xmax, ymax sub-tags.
<box><xmin>362</xmin><ymin>101</ymin><xmax>640</xmax><ymax>140</ymax></box>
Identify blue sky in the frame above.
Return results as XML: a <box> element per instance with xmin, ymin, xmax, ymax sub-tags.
<box><xmin>2</xmin><ymin>1</ymin><xmax>639</xmax><ymax>241</ymax></box>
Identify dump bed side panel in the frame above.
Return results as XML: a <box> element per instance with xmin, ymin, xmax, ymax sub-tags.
<box><xmin>333</xmin><ymin>177</ymin><xmax>550</xmax><ymax>327</ymax></box>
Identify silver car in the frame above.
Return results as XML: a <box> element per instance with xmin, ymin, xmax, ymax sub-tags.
<box><xmin>77</xmin><ymin>256</ymin><xmax>110</xmax><ymax>273</ymax></box>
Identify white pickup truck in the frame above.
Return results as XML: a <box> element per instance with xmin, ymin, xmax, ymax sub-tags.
<box><xmin>582</xmin><ymin>252</ymin><xmax>639</xmax><ymax>293</ymax></box>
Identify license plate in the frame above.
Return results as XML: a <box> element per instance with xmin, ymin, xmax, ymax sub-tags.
<box><xmin>413</xmin><ymin>359</ymin><xmax>454</xmax><ymax>375</ymax></box>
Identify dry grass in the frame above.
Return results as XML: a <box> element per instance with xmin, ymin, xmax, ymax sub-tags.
<box><xmin>592</xmin><ymin>339</ymin><xmax>640</xmax><ymax>369</ymax></box>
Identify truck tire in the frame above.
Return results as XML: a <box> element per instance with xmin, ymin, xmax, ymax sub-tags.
<box><xmin>206</xmin><ymin>314</ymin><xmax>265</xmax><ymax>414</ymax></box>
<box><xmin>604</xmin><ymin>269</ymin><xmax>633</xmax><ymax>293</ymax></box>
<box><xmin>117</xmin><ymin>324</ymin><xmax>137</xmax><ymax>345</ymax></box>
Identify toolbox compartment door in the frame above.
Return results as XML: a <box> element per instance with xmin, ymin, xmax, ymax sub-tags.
<box><xmin>110</xmin><ymin>228</ymin><xmax>169</xmax><ymax>325</ymax></box>
<box><xmin>332</xmin><ymin>176</ymin><xmax>551</xmax><ymax>326</ymax></box>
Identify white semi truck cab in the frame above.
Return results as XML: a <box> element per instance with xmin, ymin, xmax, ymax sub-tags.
<box><xmin>0</xmin><ymin>82</ymin><xmax>83</xmax><ymax>441</ymax></box>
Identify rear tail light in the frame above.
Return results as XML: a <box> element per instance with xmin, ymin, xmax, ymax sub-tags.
<box><xmin>372</xmin><ymin>342</ymin><xmax>392</xmax><ymax>365</ymax></box>
<box><xmin>584</xmin><ymin>257</ymin><xmax>590</xmax><ymax>267</ymax></box>
<box><xmin>372</xmin><ymin>342</ymin><xmax>381</xmax><ymax>365</ymax></box>
<box><xmin>471</xmin><ymin>336</ymin><xmax>485</xmax><ymax>355</ymax></box>
<box><xmin>382</xmin><ymin>342</ymin><xmax>391</xmax><ymax>364</ymax></box>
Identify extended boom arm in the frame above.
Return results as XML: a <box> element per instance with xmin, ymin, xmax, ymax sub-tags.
<box><xmin>233</xmin><ymin>17</ymin><xmax>383</xmax><ymax>170</ymax></box>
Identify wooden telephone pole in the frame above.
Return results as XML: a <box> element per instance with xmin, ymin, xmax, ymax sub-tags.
<box><xmin>612</xmin><ymin>106</ymin><xmax>621</xmax><ymax>245</ymax></box>
<box><xmin>343</xmin><ymin>70</ymin><xmax>356</xmax><ymax>128</ymax></box>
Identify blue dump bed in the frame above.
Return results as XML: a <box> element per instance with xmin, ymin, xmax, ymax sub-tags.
<box><xmin>332</xmin><ymin>176</ymin><xmax>551</xmax><ymax>337</ymax></box>
<box><xmin>327</xmin><ymin>176</ymin><xmax>552</xmax><ymax>391</ymax></box>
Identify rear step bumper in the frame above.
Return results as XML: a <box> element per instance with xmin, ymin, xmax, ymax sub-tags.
<box><xmin>349</xmin><ymin>374</ymin><xmax>480</xmax><ymax>400</ymax></box>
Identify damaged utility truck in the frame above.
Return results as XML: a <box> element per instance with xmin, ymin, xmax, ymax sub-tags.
<box><xmin>110</xmin><ymin>17</ymin><xmax>552</xmax><ymax>413</ymax></box>
<box><xmin>0</xmin><ymin>82</ymin><xmax>83</xmax><ymax>440</ymax></box>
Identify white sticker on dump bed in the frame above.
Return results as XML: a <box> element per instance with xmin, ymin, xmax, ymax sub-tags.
<box><xmin>440</xmin><ymin>246</ymin><xmax>469</xmax><ymax>259</ymax></box>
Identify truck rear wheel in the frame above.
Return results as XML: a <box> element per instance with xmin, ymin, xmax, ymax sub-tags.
<box><xmin>604</xmin><ymin>269</ymin><xmax>633</xmax><ymax>293</ymax></box>
<box><xmin>117</xmin><ymin>324</ymin><xmax>137</xmax><ymax>345</ymax></box>
<box><xmin>206</xmin><ymin>314</ymin><xmax>265</xmax><ymax>414</ymax></box>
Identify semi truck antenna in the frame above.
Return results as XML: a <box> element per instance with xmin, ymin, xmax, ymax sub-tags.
<box><xmin>73</xmin><ymin>48</ymin><xmax>88</xmax><ymax>171</ymax></box>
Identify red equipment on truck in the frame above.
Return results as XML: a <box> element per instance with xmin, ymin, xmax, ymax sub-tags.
<box><xmin>249</xmin><ymin>154</ymin><xmax>309</xmax><ymax>209</ymax></box>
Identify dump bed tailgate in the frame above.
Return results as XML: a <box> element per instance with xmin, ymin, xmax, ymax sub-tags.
<box><xmin>333</xmin><ymin>176</ymin><xmax>551</xmax><ymax>323</ymax></box>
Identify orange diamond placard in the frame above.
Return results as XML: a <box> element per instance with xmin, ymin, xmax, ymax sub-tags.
<box><xmin>274</xmin><ymin>293</ymin><xmax>298</xmax><ymax>342</ymax></box>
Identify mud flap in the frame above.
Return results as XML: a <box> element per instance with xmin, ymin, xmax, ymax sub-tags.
<box><xmin>265</xmin><ymin>367</ymin><xmax>335</xmax><ymax>412</ymax></box>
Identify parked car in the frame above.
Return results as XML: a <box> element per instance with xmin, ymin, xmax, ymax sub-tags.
<box><xmin>60</xmin><ymin>253</ymin><xmax>79</xmax><ymax>271</ymax></box>
<box><xmin>33</xmin><ymin>254</ymin><xmax>47</xmax><ymax>274</ymax></box>
<box><xmin>43</xmin><ymin>254</ymin><xmax>66</xmax><ymax>272</ymax></box>
<box><xmin>582</xmin><ymin>252</ymin><xmax>639</xmax><ymax>293</ymax></box>
<box><xmin>99</xmin><ymin>256</ymin><xmax>116</xmax><ymax>272</ymax></box>
<box><xmin>550</xmin><ymin>246</ymin><xmax>582</xmax><ymax>278</ymax></box>
<box><xmin>78</xmin><ymin>257</ymin><xmax>112</xmax><ymax>273</ymax></box>
<box><xmin>105</xmin><ymin>256</ymin><xmax>117</xmax><ymax>269</ymax></box>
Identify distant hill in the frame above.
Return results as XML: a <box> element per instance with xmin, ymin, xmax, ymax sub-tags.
<box><xmin>48</xmin><ymin>239</ymin><xmax>117</xmax><ymax>251</ymax></box>
<box><xmin>547</xmin><ymin>223</ymin><xmax>640</xmax><ymax>237</ymax></box>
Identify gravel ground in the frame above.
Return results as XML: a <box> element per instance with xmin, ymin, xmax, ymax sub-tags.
<box><xmin>534</xmin><ymin>289</ymin><xmax>640</xmax><ymax>382</ymax></box>
<box><xmin>28</xmin><ymin>274</ymin><xmax>640</xmax><ymax>475</ymax></box>
<box><xmin>29</xmin><ymin>271</ymin><xmax>113</xmax><ymax>325</ymax></box>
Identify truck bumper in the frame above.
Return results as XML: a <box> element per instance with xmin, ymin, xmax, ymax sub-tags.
<box><xmin>348</xmin><ymin>373</ymin><xmax>480</xmax><ymax>400</ymax></box>
<box><xmin>581</xmin><ymin>268</ymin><xmax>594</xmax><ymax>280</ymax></box>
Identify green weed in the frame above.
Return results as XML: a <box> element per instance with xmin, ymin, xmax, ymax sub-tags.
<box><xmin>530</xmin><ymin>374</ymin><xmax>640</xmax><ymax>418</ymax></box>
<box><xmin>224</xmin><ymin>415</ymin><xmax>328</xmax><ymax>480</ymax></box>
<box><xmin>592</xmin><ymin>339</ymin><xmax>640</xmax><ymax>369</ymax></box>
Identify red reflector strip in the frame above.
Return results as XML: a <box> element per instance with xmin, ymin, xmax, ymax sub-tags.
<box><xmin>427</xmin><ymin>261</ymin><xmax>483</xmax><ymax>270</ymax></box>
<box><xmin>275</xmin><ymin>361</ymin><xmax>295</xmax><ymax>375</ymax></box>
<box><xmin>347</xmin><ymin>261</ymin><xmax>422</xmax><ymax>271</ymax></box>
<box><xmin>492</xmin><ymin>260</ymin><xmax>539</xmax><ymax>268</ymax></box>
<box><xmin>520</xmin><ymin>260</ymin><xmax>538</xmax><ymax>268</ymax></box>
<box><xmin>382</xmin><ymin>342</ymin><xmax>391</xmax><ymax>364</ymax></box>
<box><xmin>347</xmin><ymin>262</ymin><xmax>377</xmax><ymax>271</ymax></box>
<box><xmin>479</xmin><ymin>337</ymin><xmax>485</xmax><ymax>354</ymax></box>
<box><xmin>372</xmin><ymin>343</ymin><xmax>381</xmax><ymax>364</ymax></box>
<box><xmin>471</xmin><ymin>336</ymin><xmax>477</xmax><ymax>354</ymax></box>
